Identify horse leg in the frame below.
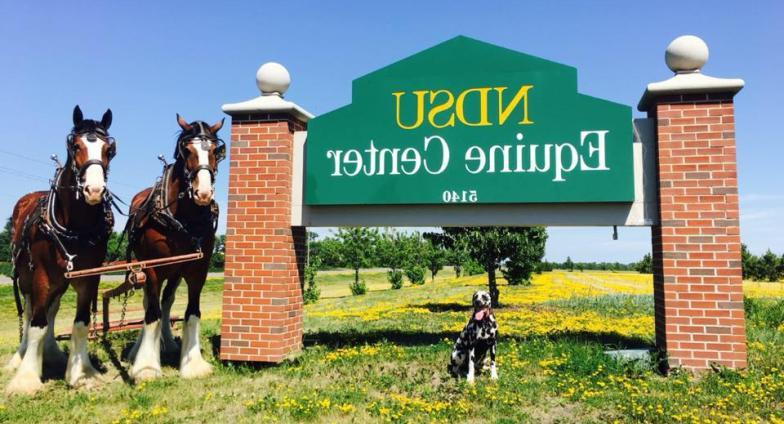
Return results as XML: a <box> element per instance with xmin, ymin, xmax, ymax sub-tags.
<box><xmin>5</xmin><ymin>295</ymin><xmax>31</xmax><ymax>371</ymax></box>
<box><xmin>180</xmin><ymin>273</ymin><xmax>211</xmax><ymax>378</ymax></box>
<box><xmin>6</xmin><ymin>270</ymin><xmax>50</xmax><ymax>395</ymax></box>
<box><xmin>65</xmin><ymin>278</ymin><xmax>101</xmax><ymax>388</ymax></box>
<box><xmin>160</xmin><ymin>276</ymin><xmax>181</xmax><ymax>353</ymax></box>
<box><xmin>43</xmin><ymin>293</ymin><xmax>67</xmax><ymax>367</ymax></box>
<box><xmin>130</xmin><ymin>269</ymin><xmax>163</xmax><ymax>381</ymax></box>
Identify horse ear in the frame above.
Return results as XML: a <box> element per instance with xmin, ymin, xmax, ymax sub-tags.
<box><xmin>210</xmin><ymin>118</ymin><xmax>225</xmax><ymax>134</ymax></box>
<box><xmin>176</xmin><ymin>113</ymin><xmax>192</xmax><ymax>131</ymax></box>
<box><xmin>73</xmin><ymin>105</ymin><xmax>83</xmax><ymax>126</ymax></box>
<box><xmin>101</xmin><ymin>109</ymin><xmax>113</xmax><ymax>129</ymax></box>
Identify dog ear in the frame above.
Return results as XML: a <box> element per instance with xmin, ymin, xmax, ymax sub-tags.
<box><xmin>73</xmin><ymin>105</ymin><xmax>83</xmax><ymax>126</ymax></box>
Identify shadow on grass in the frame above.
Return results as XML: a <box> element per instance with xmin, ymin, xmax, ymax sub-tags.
<box><xmin>420</xmin><ymin>302</ymin><xmax>472</xmax><ymax>313</ymax></box>
<box><xmin>302</xmin><ymin>329</ymin><xmax>652</xmax><ymax>350</ymax></box>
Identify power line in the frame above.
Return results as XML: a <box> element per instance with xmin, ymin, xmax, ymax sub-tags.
<box><xmin>0</xmin><ymin>150</ymin><xmax>138</xmax><ymax>189</ymax></box>
<box><xmin>0</xmin><ymin>148</ymin><xmax>54</xmax><ymax>166</ymax></box>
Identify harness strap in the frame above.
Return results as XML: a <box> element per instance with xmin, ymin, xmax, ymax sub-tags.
<box><xmin>12</xmin><ymin>273</ymin><xmax>22</xmax><ymax>319</ymax></box>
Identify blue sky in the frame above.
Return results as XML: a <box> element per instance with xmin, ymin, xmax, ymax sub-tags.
<box><xmin>1</xmin><ymin>1</ymin><xmax>781</xmax><ymax>262</ymax></box>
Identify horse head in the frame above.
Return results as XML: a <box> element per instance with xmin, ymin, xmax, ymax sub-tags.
<box><xmin>69</xmin><ymin>105</ymin><xmax>117</xmax><ymax>205</ymax></box>
<box><xmin>174</xmin><ymin>114</ymin><xmax>225</xmax><ymax>206</ymax></box>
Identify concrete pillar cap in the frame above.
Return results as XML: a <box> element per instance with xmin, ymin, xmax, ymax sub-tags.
<box><xmin>638</xmin><ymin>35</ymin><xmax>744</xmax><ymax>111</ymax></box>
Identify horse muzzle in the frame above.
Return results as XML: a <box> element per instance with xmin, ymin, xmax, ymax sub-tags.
<box><xmin>81</xmin><ymin>163</ymin><xmax>106</xmax><ymax>205</ymax></box>
<box><xmin>83</xmin><ymin>184</ymin><xmax>105</xmax><ymax>205</ymax></box>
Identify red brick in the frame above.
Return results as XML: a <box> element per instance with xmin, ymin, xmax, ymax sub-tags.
<box><xmin>651</xmin><ymin>96</ymin><xmax>745</xmax><ymax>371</ymax></box>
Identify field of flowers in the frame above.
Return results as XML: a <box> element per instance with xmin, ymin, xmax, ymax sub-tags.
<box><xmin>0</xmin><ymin>270</ymin><xmax>782</xmax><ymax>423</ymax></box>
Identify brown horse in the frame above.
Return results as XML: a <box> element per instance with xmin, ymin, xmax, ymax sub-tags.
<box><xmin>125</xmin><ymin>114</ymin><xmax>224</xmax><ymax>380</ymax></box>
<box><xmin>6</xmin><ymin>106</ymin><xmax>117</xmax><ymax>394</ymax></box>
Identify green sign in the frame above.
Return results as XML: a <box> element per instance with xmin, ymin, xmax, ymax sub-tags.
<box><xmin>305</xmin><ymin>36</ymin><xmax>633</xmax><ymax>205</ymax></box>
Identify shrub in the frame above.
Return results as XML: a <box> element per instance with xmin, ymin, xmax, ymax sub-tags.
<box><xmin>303</xmin><ymin>262</ymin><xmax>320</xmax><ymax>304</ymax></box>
<box><xmin>388</xmin><ymin>270</ymin><xmax>403</xmax><ymax>290</ymax></box>
<box><xmin>350</xmin><ymin>278</ymin><xmax>368</xmax><ymax>296</ymax></box>
<box><xmin>0</xmin><ymin>262</ymin><xmax>13</xmax><ymax>277</ymax></box>
<box><xmin>463</xmin><ymin>259</ymin><xmax>485</xmax><ymax>276</ymax></box>
<box><xmin>502</xmin><ymin>260</ymin><xmax>533</xmax><ymax>286</ymax></box>
<box><xmin>405</xmin><ymin>266</ymin><xmax>426</xmax><ymax>285</ymax></box>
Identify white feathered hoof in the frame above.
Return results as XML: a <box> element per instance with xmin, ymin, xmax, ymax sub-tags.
<box><xmin>130</xmin><ymin>366</ymin><xmax>162</xmax><ymax>382</ymax></box>
<box><xmin>6</xmin><ymin>370</ymin><xmax>44</xmax><ymax>395</ymax></box>
<box><xmin>65</xmin><ymin>322</ymin><xmax>103</xmax><ymax>389</ymax></box>
<box><xmin>181</xmin><ymin>356</ymin><xmax>213</xmax><ymax>379</ymax></box>
<box><xmin>5</xmin><ymin>351</ymin><xmax>24</xmax><ymax>372</ymax></box>
<box><xmin>66</xmin><ymin>363</ymin><xmax>102</xmax><ymax>389</ymax></box>
<box><xmin>130</xmin><ymin>320</ymin><xmax>162</xmax><ymax>382</ymax></box>
<box><xmin>179</xmin><ymin>316</ymin><xmax>212</xmax><ymax>379</ymax></box>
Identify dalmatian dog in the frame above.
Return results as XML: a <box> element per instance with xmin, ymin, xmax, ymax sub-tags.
<box><xmin>448</xmin><ymin>290</ymin><xmax>498</xmax><ymax>383</ymax></box>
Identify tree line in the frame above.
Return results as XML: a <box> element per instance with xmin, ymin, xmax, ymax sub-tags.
<box><xmin>307</xmin><ymin>227</ymin><xmax>549</xmax><ymax>306</ymax></box>
<box><xmin>742</xmin><ymin>244</ymin><xmax>784</xmax><ymax>282</ymax></box>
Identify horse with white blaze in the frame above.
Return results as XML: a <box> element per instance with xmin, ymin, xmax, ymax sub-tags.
<box><xmin>124</xmin><ymin>114</ymin><xmax>225</xmax><ymax>380</ymax></box>
<box><xmin>6</xmin><ymin>106</ymin><xmax>118</xmax><ymax>394</ymax></box>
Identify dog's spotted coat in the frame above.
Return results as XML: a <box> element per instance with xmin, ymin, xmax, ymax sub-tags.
<box><xmin>448</xmin><ymin>290</ymin><xmax>498</xmax><ymax>383</ymax></box>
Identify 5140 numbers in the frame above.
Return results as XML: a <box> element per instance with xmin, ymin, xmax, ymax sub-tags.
<box><xmin>442</xmin><ymin>190</ymin><xmax>478</xmax><ymax>203</ymax></box>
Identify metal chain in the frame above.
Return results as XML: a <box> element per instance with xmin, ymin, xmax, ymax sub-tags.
<box><xmin>119</xmin><ymin>289</ymin><xmax>133</xmax><ymax>328</ymax></box>
<box><xmin>90</xmin><ymin>305</ymin><xmax>98</xmax><ymax>339</ymax></box>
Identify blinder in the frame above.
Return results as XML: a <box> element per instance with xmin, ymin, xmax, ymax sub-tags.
<box><xmin>65</xmin><ymin>129</ymin><xmax>116</xmax><ymax>198</ymax></box>
<box><xmin>176</xmin><ymin>135</ymin><xmax>225</xmax><ymax>186</ymax></box>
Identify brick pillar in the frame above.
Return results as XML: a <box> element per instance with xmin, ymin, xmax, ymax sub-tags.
<box><xmin>219</xmin><ymin>113</ymin><xmax>307</xmax><ymax>362</ymax></box>
<box><xmin>219</xmin><ymin>63</ymin><xmax>313</xmax><ymax>362</ymax></box>
<box><xmin>640</xmin><ymin>36</ymin><xmax>746</xmax><ymax>371</ymax></box>
<box><xmin>649</xmin><ymin>93</ymin><xmax>745</xmax><ymax>370</ymax></box>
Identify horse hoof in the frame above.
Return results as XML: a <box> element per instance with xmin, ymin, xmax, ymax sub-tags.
<box><xmin>67</xmin><ymin>365</ymin><xmax>102</xmax><ymax>388</ymax></box>
<box><xmin>4</xmin><ymin>352</ymin><xmax>23</xmax><ymax>371</ymax></box>
<box><xmin>180</xmin><ymin>358</ymin><xmax>213</xmax><ymax>379</ymax></box>
<box><xmin>6</xmin><ymin>373</ymin><xmax>44</xmax><ymax>395</ymax></box>
<box><xmin>131</xmin><ymin>367</ymin><xmax>162</xmax><ymax>382</ymax></box>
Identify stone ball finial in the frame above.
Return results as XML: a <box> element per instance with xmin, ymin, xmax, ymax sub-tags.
<box><xmin>665</xmin><ymin>35</ymin><xmax>709</xmax><ymax>74</ymax></box>
<box><xmin>256</xmin><ymin>62</ymin><xmax>291</xmax><ymax>96</ymax></box>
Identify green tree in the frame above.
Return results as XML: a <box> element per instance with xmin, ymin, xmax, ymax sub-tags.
<box><xmin>0</xmin><ymin>218</ymin><xmax>12</xmax><ymax>262</ymax></box>
<box><xmin>501</xmin><ymin>227</ymin><xmax>548</xmax><ymax>286</ymax></box>
<box><xmin>439</xmin><ymin>227</ymin><xmax>548</xmax><ymax>307</ymax></box>
<box><xmin>635</xmin><ymin>253</ymin><xmax>652</xmax><ymax>274</ymax></box>
<box><xmin>336</xmin><ymin>227</ymin><xmax>379</xmax><ymax>288</ymax></box>
<box><xmin>303</xmin><ymin>256</ymin><xmax>321</xmax><ymax>304</ymax></box>
<box><xmin>401</xmin><ymin>233</ymin><xmax>427</xmax><ymax>284</ymax></box>
<box><xmin>759</xmin><ymin>249</ymin><xmax>782</xmax><ymax>282</ymax></box>
<box><xmin>424</xmin><ymin>240</ymin><xmax>446</xmax><ymax>282</ymax></box>
<box><xmin>210</xmin><ymin>234</ymin><xmax>226</xmax><ymax>270</ymax></box>
<box><xmin>378</xmin><ymin>230</ymin><xmax>410</xmax><ymax>288</ymax></box>
<box><xmin>449</xmin><ymin>237</ymin><xmax>471</xmax><ymax>278</ymax></box>
<box><xmin>564</xmin><ymin>256</ymin><xmax>574</xmax><ymax>272</ymax></box>
<box><xmin>312</xmin><ymin>237</ymin><xmax>344</xmax><ymax>269</ymax></box>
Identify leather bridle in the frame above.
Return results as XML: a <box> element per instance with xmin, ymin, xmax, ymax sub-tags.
<box><xmin>175</xmin><ymin>123</ymin><xmax>226</xmax><ymax>199</ymax></box>
<box><xmin>65</xmin><ymin>128</ymin><xmax>116</xmax><ymax>199</ymax></box>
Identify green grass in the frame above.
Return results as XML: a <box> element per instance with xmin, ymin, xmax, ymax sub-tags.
<box><xmin>0</xmin><ymin>271</ymin><xmax>782</xmax><ymax>423</ymax></box>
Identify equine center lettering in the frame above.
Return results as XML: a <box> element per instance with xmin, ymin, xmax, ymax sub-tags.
<box><xmin>326</xmin><ymin>83</ymin><xmax>611</xmax><ymax>183</ymax></box>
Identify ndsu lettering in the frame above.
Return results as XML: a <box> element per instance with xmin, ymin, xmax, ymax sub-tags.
<box><xmin>392</xmin><ymin>85</ymin><xmax>534</xmax><ymax>129</ymax></box>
